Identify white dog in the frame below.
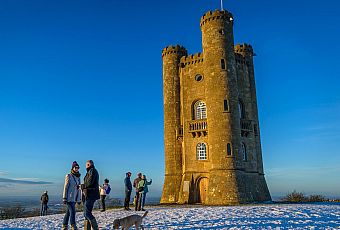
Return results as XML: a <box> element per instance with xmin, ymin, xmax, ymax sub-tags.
<box><xmin>113</xmin><ymin>211</ymin><xmax>148</xmax><ymax>229</ymax></box>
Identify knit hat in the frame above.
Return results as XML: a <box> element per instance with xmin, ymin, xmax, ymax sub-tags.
<box><xmin>72</xmin><ymin>161</ymin><xmax>79</xmax><ymax>169</ymax></box>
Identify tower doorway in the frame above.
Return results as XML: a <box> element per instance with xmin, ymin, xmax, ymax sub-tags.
<box><xmin>197</xmin><ymin>177</ymin><xmax>208</xmax><ymax>204</ymax></box>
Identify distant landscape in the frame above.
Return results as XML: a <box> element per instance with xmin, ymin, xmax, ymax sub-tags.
<box><xmin>0</xmin><ymin>195</ymin><xmax>161</xmax><ymax>217</ymax></box>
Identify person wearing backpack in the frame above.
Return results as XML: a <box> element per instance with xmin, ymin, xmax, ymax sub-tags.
<box><xmin>99</xmin><ymin>178</ymin><xmax>110</xmax><ymax>212</ymax></box>
<box><xmin>62</xmin><ymin>161</ymin><xmax>82</xmax><ymax>230</ymax></box>
<box><xmin>40</xmin><ymin>191</ymin><xmax>49</xmax><ymax>216</ymax></box>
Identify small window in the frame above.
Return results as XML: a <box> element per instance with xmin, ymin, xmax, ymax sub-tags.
<box><xmin>224</xmin><ymin>99</ymin><xmax>229</xmax><ymax>112</ymax></box>
<box><xmin>227</xmin><ymin>143</ymin><xmax>232</xmax><ymax>156</ymax></box>
<box><xmin>241</xmin><ymin>142</ymin><xmax>247</xmax><ymax>161</ymax></box>
<box><xmin>221</xmin><ymin>59</ymin><xmax>226</xmax><ymax>70</ymax></box>
<box><xmin>197</xmin><ymin>143</ymin><xmax>207</xmax><ymax>160</ymax></box>
<box><xmin>238</xmin><ymin>100</ymin><xmax>245</xmax><ymax>119</ymax></box>
<box><xmin>254</xmin><ymin>124</ymin><xmax>258</xmax><ymax>136</ymax></box>
<box><xmin>195</xmin><ymin>74</ymin><xmax>203</xmax><ymax>82</ymax></box>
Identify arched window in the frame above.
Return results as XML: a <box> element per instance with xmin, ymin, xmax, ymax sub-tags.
<box><xmin>238</xmin><ymin>100</ymin><xmax>245</xmax><ymax>119</ymax></box>
<box><xmin>197</xmin><ymin>143</ymin><xmax>207</xmax><ymax>160</ymax></box>
<box><xmin>241</xmin><ymin>142</ymin><xmax>247</xmax><ymax>161</ymax></box>
<box><xmin>194</xmin><ymin>101</ymin><xmax>207</xmax><ymax>120</ymax></box>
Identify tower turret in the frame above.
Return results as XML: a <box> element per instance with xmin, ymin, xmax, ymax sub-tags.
<box><xmin>161</xmin><ymin>45</ymin><xmax>187</xmax><ymax>204</ymax></box>
<box><xmin>200</xmin><ymin>10</ymin><xmax>247</xmax><ymax>204</ymax></box>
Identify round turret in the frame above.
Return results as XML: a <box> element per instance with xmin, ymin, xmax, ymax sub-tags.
<box><xmin>200</xmin><ymin>9</ymin><xmax>243</xmax><ymax>204</ymax></box>
<box><xmin>161</xmin><ymin>44</ymin><xmax>187</xmax><ymax>204</ymax></box>
<box><xmin>162</xmin><ymin>45</ymin><xmax>187</xmax><ymax>59</ymax></box>
<box><xmin>200</xmin><ymin>10</ymin><xmax>233</xmax><ymax>28</ymax></box>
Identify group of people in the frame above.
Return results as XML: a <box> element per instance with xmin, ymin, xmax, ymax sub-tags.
<box><xmin>40</xmin><ymin>160</ymin><xmax>152</xmax><ymax>230</ymax></box>
<box><xmin>124</xmin><ymin>172</ymin><xmax>152</xmax><ymax>211</ymax></box>
<box><xmin>62</xmin><ymin>160</ymin><xmax>100</xmax><ymax>230</ymax></box>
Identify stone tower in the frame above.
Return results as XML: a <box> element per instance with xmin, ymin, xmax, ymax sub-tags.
<box><xmin>161</xmin><ymin>9</ymin><xmax>271</xmax><ymax>205</ymax></box>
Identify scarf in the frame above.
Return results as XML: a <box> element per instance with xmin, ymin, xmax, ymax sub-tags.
<box><xmin>71</xmin><ymin>169</ymin><xmax>81</xmax><ymax>178</ymax></box>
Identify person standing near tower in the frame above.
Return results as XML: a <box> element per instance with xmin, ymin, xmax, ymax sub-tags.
<box><xmin>62</xmin><ymin>161</ymin><xmax>81</xmax><ymax>230</ymax></box>
<box><xmin>124</xmin><ymin>172</ymin><xmax>132</xmax><ymax>210</ymax></box>
<box><xmin>133</xmin><ymin>173</ymin><xmax>142</xmax><ymax>211</ymax></box>
<box><xmin>138</xmin><ymin>175</ymin><xmax>152</xmax><ymax>211</ymax></box>
<box><xmin>81</xmin><ymin>160</ymin><xmax>100</xmax><ymax>230</ymax></box>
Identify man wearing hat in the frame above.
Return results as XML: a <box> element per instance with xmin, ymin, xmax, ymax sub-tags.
<box><xmin>124</xmin><ymin>172</ymin><xmax>132</xmax><ymax>210</ymax></box>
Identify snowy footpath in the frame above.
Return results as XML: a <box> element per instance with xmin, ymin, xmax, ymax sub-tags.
<box><xmin>0</xmin><ymin>204</ymin><xmax>340</xmax><ymax>229</ymax></box>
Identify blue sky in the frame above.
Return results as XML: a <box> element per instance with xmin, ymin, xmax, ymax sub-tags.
<box><xmin>0</xmin><ymin>0</ymin><xmax>339</xmax><ymax>199</ymax></box>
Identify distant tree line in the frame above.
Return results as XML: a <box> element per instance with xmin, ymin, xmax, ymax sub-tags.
<box><xmin>281</xmin><ymin>191</ymin><xmax>334</xmax><ymax>203</ymax></box>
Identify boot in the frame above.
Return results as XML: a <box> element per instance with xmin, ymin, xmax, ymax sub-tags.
<box><xmin>84</xmin><ymin>220</ymin><xmax>91</xmax><ymax>230</ymax></box>
<box><xmin>71</xmin><ymin>224</ymin><xmax>78</xmax><ymax>230</ymax></box>
<box><xmin>62</xmin><ymin>225</ymin><xmax>68</xmax><ymax>230</ymax></box>
<box><xmin>89</xmin><ymin>218</ymin><xmax>99</xmax><ymax>230</ymax></box>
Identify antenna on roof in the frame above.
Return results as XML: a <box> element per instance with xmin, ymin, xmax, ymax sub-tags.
<box><xmin>220</xmin><ymin>0</ymin><xmax>224</xmax><ymax>10</ymax></box>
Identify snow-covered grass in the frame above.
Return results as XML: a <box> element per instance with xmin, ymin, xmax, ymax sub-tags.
<box><xmin>0</xmin><ymin>203</ymin><xmax>340</xmax><ymax>229</ymax></box>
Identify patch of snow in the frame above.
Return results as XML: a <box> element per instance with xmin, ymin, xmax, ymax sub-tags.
<box><xmin>0</xmin><ymin>204</ymin><xmax>339</xmax><ymax>229</ymax></box>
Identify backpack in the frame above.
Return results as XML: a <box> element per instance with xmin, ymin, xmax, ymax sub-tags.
<box><xmin>42</xmin><ymin>194</ymin><xmax>48</xmax><ymax>203</ymax></box>
<box><xmin>105</xmin><ymin>185</ymin><xmax>111</xmax><ymax>195</ymax></box>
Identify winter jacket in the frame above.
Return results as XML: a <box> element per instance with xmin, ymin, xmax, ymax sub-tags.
<box><xmin>137</xmin><ymin>179</ymin><xmax>152</xmax><ymax>194</ymax></box>
<box><xmin>124</xmin><ymin>176</ymin><xmax>132</xmax><ymax>192</ymax></box>
<box><xmin>63</xmin><ymin>173</ymin><xmax>82</xmax><ymax>203</ymax></box>
<box><xmin>83</xmin><ymin>166</ymin><xmax>100</xmax><ymax>200</ymax></box>
<box><xmin>100</xmin><ymin>183</ymin><xmax>110</xmax><ymax>196</ymax></box>
<box><xmin>133</xmin><ymin>177</ymin><xmax>141</xmax><ymax>191</ymax></box>
<box><xmin>41</xmin><ymin>193</ymin><xmax>49</xmax><ymax>204</ymax></box>
<box><xmin>136</xmin><ymin>179</ymin><xmax>144</xmax><ymax>193</ymax></box>
<box><xmin>143</xmin><ymin>179</ymin><xmax>152</xmax><ymax>194</ymax></box>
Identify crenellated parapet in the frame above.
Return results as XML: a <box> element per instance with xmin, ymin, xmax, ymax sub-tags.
<box><xmin>180</xmin><ymin>52</ymin><xmax>203</xmax><ymax>67</ymax></box>
<box><xmin>234</xmin><ymin>43</ymin><xmax>254</xmax><ymax>57</ymax></box>
<box><xmin>200</xmin><ymin>9</ymin><xmax>233</xmax><ymax>27</ymax></box>
<box><xmin>162</xmin><ymin>45</ymin><xmax>188</xmax><ymax>58</ymax></box>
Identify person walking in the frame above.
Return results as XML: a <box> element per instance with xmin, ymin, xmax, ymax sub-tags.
<box><xmin>133</xmin><ymin>173</ymin><xmax>142</xmax><ymax>211</ymax></box>
<box><xmin>62</xmin><ymin>161</ymin><xmax>82</xmax><ymax>230</ymax></box>
<box><xmin>81</xmin><ymin>160</ymin><xmax>100</xmax><ymax>230</ymax></box>
<box><xmin>124</xmin><ymin>172</ymin><xmax>132</xmax><ymax>210</ymax></box>
<box><xmin>40</xmin><ymin>191</ymin><xmax>49</xmax><ymax>216</ymax></box>
<box><xmin>99</xmin><ymin>178</ymin><xmax>110</xmax><ymax>212</ymax></box>
<box><xmin>139</xmin><ymin>175</ymin><xmax>152</xmax><ymax>211</ymax></box>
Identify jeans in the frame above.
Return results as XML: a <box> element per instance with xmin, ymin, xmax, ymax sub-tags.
<box><xmin>137</xmin><ymin>192</ymin><xmax>144</xmax><ymax>211</ymax></box>
<box><xmin>63</xmin><ymin>202</ymin><xmax>76</xmax><ymax>226</ymax></box>
<box><xmin>40</xmin><ymin>203</ymin><xmax>47</xmax><ymax>216</ymax></box>
<box><xmin>141</xmin><ymin>192</ymin><xmax>147</xmax><ymax>209</ymax></box>
<box><xmin>83</xmin><ymin>199</ymin><xmax>96</xmax><ymax>221</ymax></box>
<box><xmin>100</xmin><ymin>195</ymin><xmax>106</xmax><ymax>211</ymax></box>
<box><xmin>124</xmin><ymin>190</ymin><xmax>131</xmax><ymax>209</ymax></box>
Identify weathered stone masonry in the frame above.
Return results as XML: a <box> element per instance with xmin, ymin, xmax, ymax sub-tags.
<box><xmin>161</xmin><ymin>9</ymin><xmax>271</xmax><ymax>205</ymax></box>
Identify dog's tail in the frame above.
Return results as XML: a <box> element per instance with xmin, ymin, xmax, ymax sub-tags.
<box><xmin>142</xmin><ymin>211</ymin><xmax>148</xmax><ymax>219</ymax></box>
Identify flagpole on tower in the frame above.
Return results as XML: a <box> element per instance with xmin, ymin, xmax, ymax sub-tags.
<box><xmin>220</xmin><ymin>0</ymin><xmax>224</xmax><ymax>10</ymax></box>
